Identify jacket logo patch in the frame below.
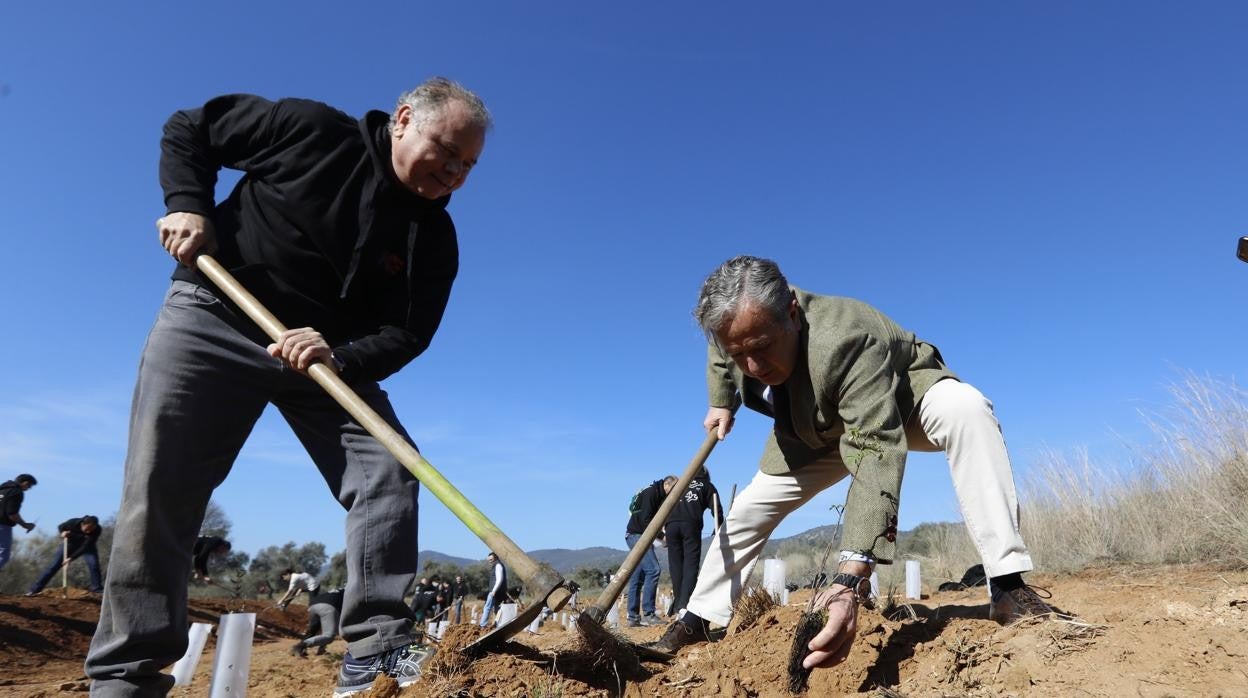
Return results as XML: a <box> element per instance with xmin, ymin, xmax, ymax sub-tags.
<box><xmin>382</xmin><ymin>253</ymin><xmax>405</xmax><ymax>276</ymax></box>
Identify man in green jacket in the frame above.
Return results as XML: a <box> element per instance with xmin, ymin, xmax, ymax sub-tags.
<box><xmin>649</xmin><ymin>255</ymin><xmax>1058</xmax><ymax>670</ymax></box>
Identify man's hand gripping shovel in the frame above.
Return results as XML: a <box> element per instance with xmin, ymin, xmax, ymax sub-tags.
<box><xmin>194</xmin><ymin>255</ymin><xmax>576</xmax><ymax>655</ymax></box>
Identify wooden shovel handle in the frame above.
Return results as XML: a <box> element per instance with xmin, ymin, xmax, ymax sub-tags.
<box><xmin>586</xmin><ymin>400</ymin><xmax>739</xmax><ymax>621</ymax></box>
<box><xmin>195</xmin><ymin>255</ymin><xmax>563</xmax><ymax>594</ymax></box>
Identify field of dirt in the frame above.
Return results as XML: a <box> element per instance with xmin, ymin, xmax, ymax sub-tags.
<box><xmin>2</xmin><ymin>565</ymin><xmax>1246</xmax><ymax>697</ymax></box>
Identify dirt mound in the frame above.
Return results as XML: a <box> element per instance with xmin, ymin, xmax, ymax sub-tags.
<box><xmin>2</xmin><ymin>566</ymin><xmax>1246</xmax><ymax>697</ymax></box>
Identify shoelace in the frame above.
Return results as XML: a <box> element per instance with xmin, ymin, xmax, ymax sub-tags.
<box><xmin>1012</xmin><ymin>584</ymin><xmax>1055</xmax><ymax>613</ymax></box>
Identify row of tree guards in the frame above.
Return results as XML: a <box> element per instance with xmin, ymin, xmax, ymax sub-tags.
<box><xmin>164</xmin><ymin>561</ymin><xmax>995</xmax><ymax>694</ymax></box>
<box><xmin>759</xmin><ymin>557</ymin><xmax>992</xmax><ymax>603</ymax></box>
<box><xmin>170</xmin><ymin>613</ymin><xmax>254</xmax><ymax>695</ymax></box>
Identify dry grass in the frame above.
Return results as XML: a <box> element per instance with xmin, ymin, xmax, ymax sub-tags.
<box><xmin>729</xmin><ymin>584</ymin><xmax>777</xmax><ymax>634</ymax></box>
<box><xmin>1022</xmin><ymin>374</ymin><xmax>1248</xmax><ymax>571</ymax></box>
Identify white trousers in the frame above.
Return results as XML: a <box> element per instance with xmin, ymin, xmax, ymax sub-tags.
<box><xmin>686</xmin><ymin>378</ymin><xmax>1033</xmax><ymax>626</ymax></box>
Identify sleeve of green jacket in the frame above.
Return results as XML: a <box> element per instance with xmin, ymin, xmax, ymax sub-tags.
<box><xmin>706</xmin><ymin>344</ymin><xmax>737</xmax><ymax>407</ymax></box>
<box><xmin>826</xmin><ymin>333</ymin><xmax>906</xmax><ymax>563</ymax></box>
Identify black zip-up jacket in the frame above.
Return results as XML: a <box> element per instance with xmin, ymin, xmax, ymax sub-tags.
<box><xmin>626</xmin><ymin>479</ymin><xmax>667</xmax><ymax>536</ymax></box>
<box><xmin>160</xmin><ymin>94</ymin><xmax>459</xmax><ymax>383</ymax></box>
<box><xmin>665</xmin><ymin>477</ymin><xmax>724</xmax><ymax>528</ymax></box>
<box><xmin>192</xmin><ymin>536</ymin><xmax>229</xmax><ymax>577</ymax></box>
<box><xmin>0</xmin><ymin>481</ymin><xmax>25</xmax><ymax>527</ymax></box>
<box><xmin>59</xmin><ymin>518</ymin><xmax>101</xmax><ymax>559</ymax></box>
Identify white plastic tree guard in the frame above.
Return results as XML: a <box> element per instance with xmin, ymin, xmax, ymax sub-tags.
<box><xmin>905</xmin><ymin>560</ymin><xmax>922</xmax><ymax>600</ymax></box>
<box><xmin>171</xmin><ymin>622</ymin><xmax>213</xmax><ymax>686</ymax></box>
<box><xmin>209</xmin><ymin>613</ymin><xmax>255</xmax><ymax>698</ymax></box>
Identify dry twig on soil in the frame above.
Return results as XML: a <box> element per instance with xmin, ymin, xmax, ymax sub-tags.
<box><xmin>730</xmin><ymin>584</ymin><xmax>777</xmax><ymax>634</ymax></box>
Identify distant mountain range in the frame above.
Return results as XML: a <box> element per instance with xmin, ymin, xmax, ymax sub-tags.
<box><xmin>418</xmin><ymin>524</ymin><xmax>847</xmax><ymax>575</ymax></box>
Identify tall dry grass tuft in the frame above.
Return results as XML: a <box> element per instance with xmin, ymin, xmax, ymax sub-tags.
<box><xmin>1022</xmin><ymin>374</ymin><xmax>1248</xmax><ymax>570</ymax></box>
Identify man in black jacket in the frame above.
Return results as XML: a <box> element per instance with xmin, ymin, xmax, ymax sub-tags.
<box><xmin>85</xmin><ymin>78</ymin><xmax>490</xmax><ymax>698</ymax></box>
<box><xmin>191</xmin><ymin>536</ymin><xmax>232</xmax><ymax>584</ymax></box>
<box><xmin>0</xmin><ymin>473</ymin><xmax>37</xmax><ymax>574</ymax></box>
<box><xmin>624</xmin><ymin>475</ymin><xmax>675</xmax><ymax>626</ymax></box>
<box><xmin>27</xmin><ymin>515</ymin><xmax>103</xmax><ymax>595</ymax></box>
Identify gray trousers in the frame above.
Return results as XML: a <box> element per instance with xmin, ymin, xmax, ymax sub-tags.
<box><xmin>87</xmin><ymin>281</ymin><xmax>421</xmax><ymax>697</ymax></box>
<box><xmin>304</xmin><ymin>601</ymin><xmax>340</xmax><ymax>648</ymax></box>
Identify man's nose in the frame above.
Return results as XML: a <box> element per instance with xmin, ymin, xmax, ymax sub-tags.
<box><xmin>445</xmin><ymin>159</ymin><xmax>463</xmax><ymax>176</ymax></box>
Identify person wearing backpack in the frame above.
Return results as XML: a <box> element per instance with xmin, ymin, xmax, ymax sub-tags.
<box><xmin>624</xmin><ymin>475</ymin><xmax>675</xmax><ymax>627</ymax></box>
<box><xmin>0</xmin><ymin>474</ymin><xmax>37</xmax><ymax>574</ymax></box>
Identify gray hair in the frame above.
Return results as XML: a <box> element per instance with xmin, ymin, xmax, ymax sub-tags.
<box><xmin>693</xmin><ymin>255</ymin><xmax>792</xmax><ymax>338</ymax></box>
<box><xmin>389</xmin><ymin>76</ymin><xmax>492</xmax><ymax>133</ymax></box>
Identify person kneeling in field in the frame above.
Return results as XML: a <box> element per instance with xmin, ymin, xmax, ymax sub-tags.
<box><xmin>648</xmin><ymin>255</ymin><xmax>1063</xmax><ymax>671</ymax></box>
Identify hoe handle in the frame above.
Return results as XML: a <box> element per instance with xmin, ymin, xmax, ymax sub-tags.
<box><xmin>195</xmin><ymin>255</ymin><xmax>562</xmax><ymax>593</ymax></box>
<box><xmin>586</xmin><ymin>402</ymin><xmax>736</xmax><ymax>621</ymax></box>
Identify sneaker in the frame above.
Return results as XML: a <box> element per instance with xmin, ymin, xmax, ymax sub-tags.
<box><xmin>640</xmin><ymin>613</ymin><xmax>662</xmax><ymax>626</ymax></box>
<box><xmin>626</xmin><ymin>618</ymin><xmax>642</xmax><ymax>627</ymax></box>
<box><xmin>333</xmin><ymin>643</ymin><xmax>433</xmax><ymax>697</ymax></box>
<box><xmin>645</xmin><ymin>616</ymin><xmax>712</xmax><ymax>655</ymax></box>
<box><xmin>22</xmin><ymin>592</ymin><xmax>37</xmax><ymax>597</ymax></box>
<box><xmin>315</xmin><ymin>645</ymin><xmax>327</xmax><ymax>656</ymax></box>
<box><xmin>989</xmin><ymin>585</ymin><xmax>1062</xmax><ymax>625</ymax></box>
<box><xmin>289</xmin><ymin>641</ymin><xmax>307</xmax><ymax>658</ymax></box>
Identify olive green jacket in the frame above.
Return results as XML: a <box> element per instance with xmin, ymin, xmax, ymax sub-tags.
<box><xmin>706</xmin><ymin>288</ymin><xmax>956</xmax><ymax>563</ymax></box>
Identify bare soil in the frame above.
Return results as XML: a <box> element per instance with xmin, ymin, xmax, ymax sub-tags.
<box><xmin>2</xmin><ymin>565</ymin><xmax>1246</xmax><ymax>697</ymax></box>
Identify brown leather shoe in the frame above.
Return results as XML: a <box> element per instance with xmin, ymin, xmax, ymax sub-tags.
<box><xmin>645</xmin><ymin>617</ymin><xmax>712</xmax><ymax>654</ymax></box>
<box><xmin>990</xmin><ymin>585</ymin><xmax>1062</xmax><ymax>624</ymax></box>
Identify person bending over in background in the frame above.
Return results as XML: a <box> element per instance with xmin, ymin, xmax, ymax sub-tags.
<box><xmin>191</xmin><ymin>536</ymin><xmax>232</xmax><ymax>584</ymax></box>
<box><xmin>292</xmin><ymin>587</ymin><xmax>346</xmax><ymax>658</ymax></box>
<box><xmin>277</xmin><ymin>567</ymin><xmax>321</xmax><ymax>609</ymax></box>
<box><xmin>84</xmin><ymin>77</ymin><xmax>490</xmax><ymax>698</ymax></box>
<box><xmin>27</xmin><ymin>515</ymin><xmax>103</xmax><ymax>595</ymax></box>
<box><xmin>649</xmin><ymin>256</ymin><xmax>1062</xmax><ymax>672</ymax></box>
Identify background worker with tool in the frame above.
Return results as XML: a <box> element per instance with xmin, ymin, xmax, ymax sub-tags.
<box><xmin>624</xmin><ymin>475</ymin><xmax>675</xmax><ymax>627</ymax></box>
<box><xmin>277</xmin><ymin>567</ymin><xmax>321</xmax><ymax>609</ymax></box>
<box><xmin>0</xmin><ymin>473</ymin><xmax>38</xmax><ymax>575</ymax></box>
<box><xmin>663</xmin><ymin>466</ymin><xmax>723</xmax><ymax>618</ymax></box>
<box><xmin>649</xmin><ymin>255</ymin><xmax>1060</xmax><ymax>671</ymax></box>
<box><xmin>26</xmin><ymin>515</ymin><xmax>104</xmax><ymax>596</ymax></box>
<box><xmin>190</xmin><ymin>536</ymin><xmax>232</xmax><ymax>584</ymax></box>
<box><xmin>84</xmin><ymin>77</ymin><xmax>491</xmax><ymax>698</ymax></box>
<box><xmin>292</xmin><ymin>586</ymin><xmax>346</xmax><ymax>658</ymax></box>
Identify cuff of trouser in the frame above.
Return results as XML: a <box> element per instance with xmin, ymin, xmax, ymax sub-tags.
<box><xmin>685</xmin><ymin>601</ymin><xmax>732</xmax><ymax>628</ymax></box>
<box><xmin>982</xmin><ymin>553</ymin><xmax>1033</xmax><ymax>579</ymax></box>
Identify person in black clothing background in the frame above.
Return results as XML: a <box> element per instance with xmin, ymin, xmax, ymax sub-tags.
<box><xmin>191</xmin><ymin>536</ymin><xmax>232</xmax><ymax>584</ymax></box>
<box><xmin>664</xmin><ymin>467</ymin><xmax>723</xmax><ymax>616</ymax></box>
<box><xmin>27</xmin><ymin>515</ymin><xmax>104</xmax><ymax>595</ymax></box>
<box><xmin>0</xmin><ymin>474</ymin><xmax>37</xmax><ymax>574</ymax></box>
<box><xmin>451</xmin><ymin>575</ymin><xmax>469</xmax><ymax>623</ymax></box>
<box><xmin>625</xmin><ymin>475</ymin><xmax>675</xmax><ymax>626</ymax></box>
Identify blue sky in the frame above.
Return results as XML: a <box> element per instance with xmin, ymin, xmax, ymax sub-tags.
<box><xmin>2</xmin><ymin>2</ymin><xmax>1245</xmax><ymax>564</ymax></box>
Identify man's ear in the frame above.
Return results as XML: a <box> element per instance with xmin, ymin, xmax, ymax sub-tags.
<box><xmin>392</xmin><ymin>105</ymin><xmax>412</xmax><ymax>138</ymax></box>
